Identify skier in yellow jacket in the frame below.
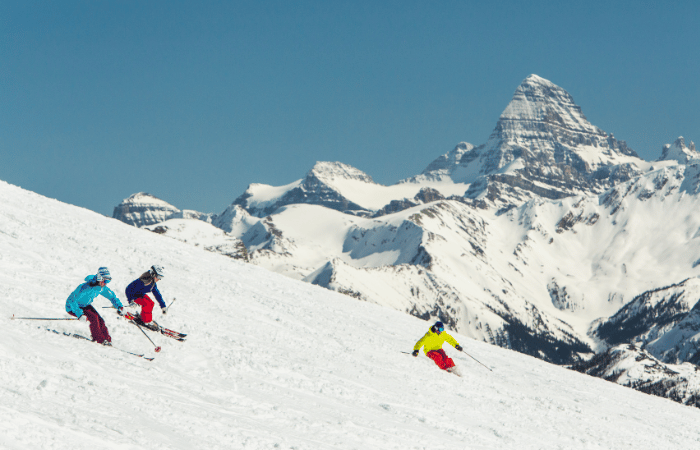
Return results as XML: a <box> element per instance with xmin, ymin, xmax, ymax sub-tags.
<box><xmin>413</xmin><ymin>321</ymin><xmax>464</xmax><ymax>375</ymax></box>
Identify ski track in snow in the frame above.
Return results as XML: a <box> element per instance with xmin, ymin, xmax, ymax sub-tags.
<box><xmin>2</xmin><ymin>179</ymin><xmax>700</xmax><ymax>449</ymax></box>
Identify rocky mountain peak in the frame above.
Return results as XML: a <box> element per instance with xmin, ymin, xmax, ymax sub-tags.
<box><xmin>112</xmin><ymin>193</ymin><xmax>180</xmax><ymax>227</ymax></box>
<box><xmin>309</xmin><ymin>161</ymin><xmax>374</xmax><ymax>184</ymax></box>
<box><xmin>113</xmin><ymin>192</ymin><xmax>211</xmax><ymax>227</ymax></box>
<box><xmin>419</xmin><ymin>75</ymin><xmax>644</xmax><ymax>206</ymax></box>
<box><xmin>121</xmin><ymin>192</ymin><xmax>174</xmax><ymax>207</ymax></box>
<box><xmin>498</xmin><ymin>74</ymin><xmax>601</xmax><ymax>136</ymax></box>
<box><xmin>658</xmin><ymin>136</ymin><xmax>699</xmax><ymax>164</ymax></box>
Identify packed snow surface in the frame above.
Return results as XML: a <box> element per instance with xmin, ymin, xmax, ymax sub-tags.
<box><xmin>2</xmin><ymin>179</ymin><xmax>700</xmax><ymax>449</ymax></box>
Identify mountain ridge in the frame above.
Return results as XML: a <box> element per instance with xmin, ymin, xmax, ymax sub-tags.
<box><xmin>6</xmin><ymin>175</ymin><xmax>700</xmax><ymax>447</ymax></box>
<box><xmin>109</xmin><ymin>75</ymin><xmax>700</xmax><ymax>403</ymax></box>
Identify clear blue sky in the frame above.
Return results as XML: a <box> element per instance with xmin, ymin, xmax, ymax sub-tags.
<box><xmin>2</xmin><ymin>1</ymin><xmax>698</xmax><ymax>216</ymax></box>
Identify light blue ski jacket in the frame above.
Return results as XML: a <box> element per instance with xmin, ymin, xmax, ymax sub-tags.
<box><xmin>65</xmin><ymin>275</ymin><xmax>123</xmax><ymax>318</ymax></box>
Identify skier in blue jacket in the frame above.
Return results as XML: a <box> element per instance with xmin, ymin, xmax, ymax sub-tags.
<box><xmin>65</xmin><ymin>267</ymin><xmax>124</xmax><ymax>344</ymax></box>
<box><xmin>125</xmin><ymin>265</ymin><xmax>167</xmax><ymax>331</ymax></box>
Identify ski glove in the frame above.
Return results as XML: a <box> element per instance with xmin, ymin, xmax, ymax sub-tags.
<box><xmin>412</xmin><ymin>350</ymin><xmax>419</xmax><ymax>357</ymax></box>
<box><xmin>455</xmin><ymin>345</ymin><xmax>463</xmax><ymax>351</ymax></box>
<box><xmin>161</xmin><ymin>307</ymin><xmax>167</xmax><ymax>315</ymax></box>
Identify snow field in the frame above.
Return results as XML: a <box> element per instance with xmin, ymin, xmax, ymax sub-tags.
<box><xmin>2</xmin><ymin>179</ymin><xmax>700</xmax><ymax>449</ymax></box>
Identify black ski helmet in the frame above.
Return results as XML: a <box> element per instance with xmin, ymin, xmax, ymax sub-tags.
<box><xmin>432</xmin><ymin>321</ymin><xmax>445</xmax><ymax>333</ymax></box>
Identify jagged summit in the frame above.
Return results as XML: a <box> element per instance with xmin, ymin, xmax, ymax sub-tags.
<box><xmin>420</xmin><ymin>74</ymin><xmax>644</xmax><ymax>206</ymax></box>
<box><xmin>658</xmin><ymin>136</ymin><xmax>699</xmax><ymax>164</ymax></box>
<box><xmin>499</xmin><ymin>74</ymin><xmax>603</xmax><ymax>136</ymax></box>
<box><xmin>482</xmin><ymin>74</ymin><xmax>642</xmax><ymax>171</ymax></box>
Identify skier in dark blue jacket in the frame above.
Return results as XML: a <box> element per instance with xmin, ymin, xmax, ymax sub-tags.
<box><xmin>125</xmin><ymin>265</ymin><xmax>167</xmax><ymax>330</ymax></box>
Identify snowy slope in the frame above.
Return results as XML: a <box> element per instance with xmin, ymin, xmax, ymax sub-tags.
<box><xmin>138</xmin><ymin>164</ymin><xmax>700</xmax><ymax>367</ymax></box>
<box><xmin>4</xmin><ymin>180</ymin><xmax>700</xmax><ymax>449</ymax></box>
<box><xmin>572</xmin><ymin>343</ymin><xmax>700</xmax><ymax>408</ymax></box>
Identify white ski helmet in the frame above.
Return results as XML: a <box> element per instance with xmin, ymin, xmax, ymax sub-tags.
<box><xmin>96</xmin><ymin>267</ymin><xmax>112</xmax><ymax>282</ymax></box>
<box><xmin>150</xmin><ymin>265</ymin><xmax>165</xmax><ymax>278</ymax></box>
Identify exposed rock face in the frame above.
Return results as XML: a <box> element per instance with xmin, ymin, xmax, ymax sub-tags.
<box><xmin>422</xmin><ymin>75</ymin><xmax>644</xmax><ymax>206</ymax></box>
<box><xmin>592</xmin><ymin>278</ymin><xmax>700</xmax><ymax>365</ymax></box>
<box><xmin>372</xmin><ymin>188</ymin><xmax>446</xmax><ymax>217</ymax></box>
<box><xmin>658</xmin><ymin>136</ymin><xmax>700</xmax><ymax>164</ymax></box>
<box><xmin>112</xmin><ymin>193</ymin><xmax>181</xmax><ymax>227</ymax></box>
<box><xmin>233</xmin><ymin>162</ymin><xmax>374</xmax><ymax>217</ymax></box>
<box><xmin>592</xmin><ymin>279</ymin><xmax>697</xmax><ymax>345</ymax></box>
<box><xmin>410</xmin><ymin>142</ymin><xmax>476</xmax><ymax>183</ymax></box>
<box><xmin>597</xmin><ymin>164</ymin><xmax>700</xmax><ymax>217</ymax></box>
<box><xmin>571</xmin><ymin>344</ymin><xmax>700</xmax><ymax>410</ymax></box>
<box><xmin>548</xmin><ymin>278</ymin><xmax>578</xmax><ymax>311</ymax></box>
<box><xmin>112</xmin><ymin>193</ymin><xmax>211</xmax><ymax>227</ymax></box>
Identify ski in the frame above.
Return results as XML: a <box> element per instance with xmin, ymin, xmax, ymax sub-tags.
<box><xmin>48</xmin><ymin>329</ymin><xmax>155</xmax><ymax>361</ymax></box>
<box><xmin>123</xmin><ymin>313</ymin><xmax>187</xmax><ymax>341</ymax></box>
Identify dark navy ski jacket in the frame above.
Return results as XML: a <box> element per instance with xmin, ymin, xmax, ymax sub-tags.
<box><xmin>125</xmin><ymin>278</ymin><xmax>166</xmax><ymax>308</ymax></box>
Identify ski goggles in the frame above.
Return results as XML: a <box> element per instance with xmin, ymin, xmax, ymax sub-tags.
<box><xmin>436</xmin><ymin>326</ymin><xmax>444</xmax><ymax>333</ymax></box>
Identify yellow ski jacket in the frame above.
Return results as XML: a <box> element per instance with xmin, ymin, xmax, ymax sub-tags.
<box><xmin>413</xmin><ymin>329</ymin><xmax>460</xmax><ymax>354</ymax></box>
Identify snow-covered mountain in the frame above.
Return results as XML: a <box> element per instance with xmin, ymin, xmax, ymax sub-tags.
<box><xmin>112</xmin><ymin>192</ymin><xmax>211</xmax><ymax>227</ymax></box>
<box><xmin>111</xmin><ymin>75</ymin><xmax>700</xmax><ymax>395</ymax></box>
<box><xmin>4</xmin><ymin>178</ymin><xmax>700</xmax><ymax>449</ymax></box>
<box><xmin>215</xmin><ymin>75</ymin><xmax>649</xmax><ymax>218</ymax></box>
<box><xmin>658</xmin><ymin>136</ymin><xmax>700</xmax><ymax>164</ymax></box>
<box><xmin>592</xmin><ymin>278</ymin><xmax>700</xmax><ymax>365</ymax></box>
<box><xmin>230</xmin><ymin>161</ymin><xmax>468</xmax><ymax>217</ymax></box>
<box><xmin>572</xmin><ymin>343</ymin><xmax>700</xmax><ymax>409</ymax></box>
<box><xmin>133</xmin><ymin>162</ymin><xmax>700</xmax><ymax>368</ymax></box>
<box><xmin>416</xmin><ymin>75</ymin><xmax>646</xmax><ymax>210</ymax></box>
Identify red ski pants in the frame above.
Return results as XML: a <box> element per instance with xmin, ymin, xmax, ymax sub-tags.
<box><xmin>134</xmin><ymin>295</ymin><xmax>155</xmax><ymax>323</ymax></box>
<box><xmin>69</xmin><ymin>305</ymin><xmax>111</xmax><ymax>343</ymax></box>
<box><xmin>426</xmin><ymin>349</ymin><xmax>455</xmax><ymax>370</ymax></box>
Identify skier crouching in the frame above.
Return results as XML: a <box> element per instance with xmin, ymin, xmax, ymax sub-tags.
<box><xmin>412</xmin><ymin>321</ymin><xmax>464</xmax><ymax>376</ymax></box>
<box><xmin>65</xmin><ymin>267</ymin><xmax>124</xmax><ymax>345</ymax></box>
<box><xmin>125</xmin><ymin>265</ymin><xmax>168</xmax><ymax>331</ymax></box>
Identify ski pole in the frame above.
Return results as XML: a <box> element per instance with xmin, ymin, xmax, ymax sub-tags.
<box><xmin>460</xmin><ymin>350</ymin><xmax>493</xmax><ymax>372</ymax></box>
<box><xmin>165</xmin><ymin>298</ymin><xmax>176</xmax><ymax>313</ymax></box>
<box><xmin>132</xmin><ymin>321</ymin><xmax>162</xmax><ymax>353</ymax></box>
<box><xmin>11</xmin><ymin>315</ymin><xmax>77</xmax><ymax>321</ymax></box>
